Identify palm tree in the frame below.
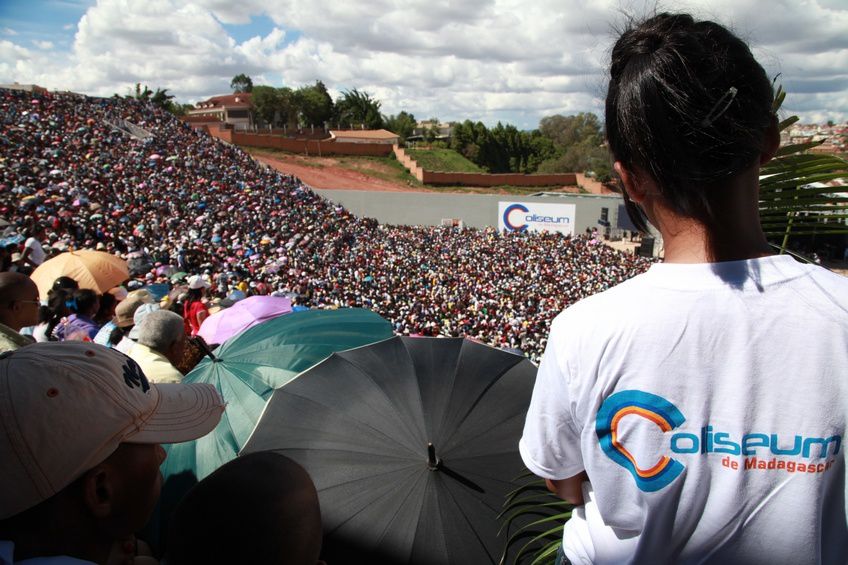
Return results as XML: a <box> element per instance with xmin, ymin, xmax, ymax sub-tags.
<box><xmin>333</xmin><ymin>89</ymin><xmax>383</xmax><ymax>130</ymax></box>
<box><xmin>759</xmin><ymin>87</ymin><xmax>848</xmax><ymax>254</ymax></box>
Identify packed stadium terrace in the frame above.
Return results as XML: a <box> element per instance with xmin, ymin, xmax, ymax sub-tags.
<box><xmin>0</xmin><ymin>88</ymin><xmax>652</xmax><ymax>360</ymax></box>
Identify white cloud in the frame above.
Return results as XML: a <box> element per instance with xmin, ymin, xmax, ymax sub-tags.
<box><xmin>32</xmin><ymin>40</ymin><xmax>54</xmax><ymax>50</ymax></box>
<box><xmin>0</xmin><ymin>0</ymin><xmax>845</xmax><ymax>128</ymax></box>
<box><xmin>2</xmin><ymin>28</ymin><xmax>19</xmax><ymax>37</ymax></box>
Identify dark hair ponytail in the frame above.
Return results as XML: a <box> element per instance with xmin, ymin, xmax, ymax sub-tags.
<box><xmin>605</xmin><ymin>13</ymin><xmax>775</xmax><ymax>233</ymax></box>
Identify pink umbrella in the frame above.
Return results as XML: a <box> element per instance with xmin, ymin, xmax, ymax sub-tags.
<box><xmin>198</xmin><ymin>296</ymin><xmax>293</xmax><ymax>345</ymax></box>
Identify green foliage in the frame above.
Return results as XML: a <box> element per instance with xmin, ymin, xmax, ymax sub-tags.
<box><xmin>295</xmin><ymin>81</ymin><xmax>334</xmax><ymax>128</ymax></box>
<box><xmin>333</xmin><ymin>89</ymin><xmax>384</xmax><ymax>129</ymax></box>
<box><xmin>250</xmin><ymin>85</ymin><xmax>280</xmax><ymax>126</ymax></box>
<box><xmin>538</xmin><ymin>113</ymin><xmax>602</xmax><ymax>148</ymax></box>
<box><xmin>450</xmin><ymin>120</ymin><xmax>542</xmax><ymax>173</ymax></box>
<box><xmin>150</xmin><ymin>88</ymin><xmax>174</xmax><ymax>109</ymax></box>
<box><xmin>759</xmin><ymin>86</ymin><xmax>848</xmax><ymax>250</ymax></box>
<box><xmin>405</xmin><ymin>148</ymin><xmax>483</xmax><ymax>172</ymax></box>
<box><xmin>128</xmin><ymin>84</ymin><xmax>186</xmax><ymax>116</ymax></box>
<box><xmin>230</xmin><ymin>73</ymin><xmax>253</xmax><ymax>93</ymax></box>
<box><xmin>250</xmin><ymin>85</ymin><xmax>297</xmax><ymax>128</ymax></box>
<box><xmin>535</xmin><ymin>113</ymin><xmax>610</xmax><ymax>179</ymax></box>
<box><xmin>384</xmin><ymin>111</ymin><xmax>417</xmax><ymax>142</ymax></box>
<box><xmin>537</xmin><ymin>144</ymin><xmax>612</xmax><ymax>181</ymax></box>
<box><xmin>128</xmin><ymin>83</ymin><xmax>152</xmax><ymax>101</ymax></box>
<box><xmin>499</xmin><ymin>474</ymin><xmax>572</xmax><ymax>565</ymax></box>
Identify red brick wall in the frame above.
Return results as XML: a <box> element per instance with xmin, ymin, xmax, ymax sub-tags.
<box><xmin>421</xmin><ymin>171</ymin><xmax>577</xmax><ymax>187</ymax></box>
<box><xmin>227</xmin><ymin>132</ymin><xmax>393</xmax><ymax>156</ymax></box>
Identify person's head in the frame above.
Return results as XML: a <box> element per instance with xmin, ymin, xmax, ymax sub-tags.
<box><xmin>606</xmin><ymin>13</ymin><xmax>779</xmax><ymax>243</ymax></box>
<box><xmin>185</xmin><ymin>287</ymin><xmax>204</xmax><ymax>304</ymax></box>
<box><xmin>187</xmin><ymin>275</ymin><xmax>210</xmax><ymax>302</ymax></box>
<box><xmin>136</xmin><ymin>309</ymin><xmax>186</xmax><ymax>366</ymax></box>
<box><xmin>0</xmin><ymin>342</ymin><xmax>224</xmax><ymax>563</ymax></box>
<box><xmin>52</xmin><ymin>276</ymin><xmax>79</xmax><ymax>293</ymax></box>
<box><xmin>114</xmin><ymin>289</ymin><xmax>154</xmax><ymax>330</ymax></box>
<box><xmin>0</xmin><ymin>272</ymin><xmax>40</xmax><ymax>331</ymax></box>
<box><xmin>94</xmin><ymin>292</ymin><xmax>117</xmax><ymax>325</ymax></box>
<box><xmin>167</xmin><ymin>452</ymin><xmax>322</xmax><ymax>565</ymax></box>
<box><xmin>71</xmin><ymin>288</ymin><xmax>100</xmax><ymax>318</ymax></box>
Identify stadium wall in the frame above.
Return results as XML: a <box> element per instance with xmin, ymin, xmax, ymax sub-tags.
<box><xmin>313</xmin><ymin>189</ymin><xmax>623</xmax><ymax>233</ymax></box>
<box><xmin>207</xmin><ymin>128</ymin><xmax>393</xmax><ymax>156</ymax></box>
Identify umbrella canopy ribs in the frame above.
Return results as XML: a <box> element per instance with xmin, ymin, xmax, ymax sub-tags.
<box><xmin>241</xmin><ymin>336</ymin><xmax>538</xmax><ymax>565</ymax></box>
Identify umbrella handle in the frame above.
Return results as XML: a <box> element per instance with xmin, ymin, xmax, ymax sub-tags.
<box><xmin>193</xmin><ymin>335</ymin><xmax>219</xmax><ymax>362</ymax></box>
<box><xmin>427</xmin><ymin>442</ymin><xmax>441</xmax><ymax>471</ymax></box>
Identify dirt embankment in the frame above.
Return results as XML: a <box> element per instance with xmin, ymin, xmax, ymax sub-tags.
<box><xmin>254</xmin><ymin>153</ymin><xmax>419</xmax><ymax>192</ymax></box>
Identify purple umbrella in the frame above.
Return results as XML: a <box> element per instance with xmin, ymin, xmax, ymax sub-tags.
<box><xmin>198</xmin><ymin>295</ymin><xmax>292</xmax><ymax>345</ymax></box>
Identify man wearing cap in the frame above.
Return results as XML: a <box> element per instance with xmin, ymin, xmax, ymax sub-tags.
<box><xmin>0</xmin><ymin>342</ymin><xmax>224</xmax><ymax>564</ymax></box>
<box><xmin>0</xmin><ymin>273</ymin><xmax>39</xmax><ymax>353</ymax></box>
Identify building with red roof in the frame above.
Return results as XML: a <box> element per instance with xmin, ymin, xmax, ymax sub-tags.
<box><xmin>186</xmin><ymin>93</ymin><xmax>253</xmax><ymax>130</ymax></box>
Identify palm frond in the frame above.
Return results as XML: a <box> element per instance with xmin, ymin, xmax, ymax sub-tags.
<box><xmin>499</xmin><ymin>475</ymin><xmax>572</xmax><ymax>565</ymax></box>
<box><xmin>758</xmin><ymin>88</ymin><xmax>848</xmax><ymax>251</ymax></box>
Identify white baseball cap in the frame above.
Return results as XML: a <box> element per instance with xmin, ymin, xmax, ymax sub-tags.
<box><xmin>0</xmin><ymin>342</ymin><xmax>225</xmax><ymax>519</ymax></box>
<box><xmin>187</xmin><ymin>275</ymin><xmax>211</xmax><ymax>290</ymax></box>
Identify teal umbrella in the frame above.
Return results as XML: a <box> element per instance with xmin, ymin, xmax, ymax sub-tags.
<box><xmin>162</xmin><ymin>308</ymin><xmax>394</xmax><ymax>482</ymax></box>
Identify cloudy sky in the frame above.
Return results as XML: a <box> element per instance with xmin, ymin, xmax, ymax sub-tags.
<box><xmin>1</xmin><ymin>0</ymin><xmax>846</xmax><ymax>129</ymax></box>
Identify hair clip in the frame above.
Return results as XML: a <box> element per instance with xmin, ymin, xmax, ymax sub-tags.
<box><xmin>701</xmin><ymin>86</ymin><xmax>738</xmax><ymax>127</ymax></box>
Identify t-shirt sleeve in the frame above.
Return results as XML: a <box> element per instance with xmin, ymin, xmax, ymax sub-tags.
<box><xmin>519</xmin><ymin>318</ymin><xmax>584</xmax><ymax>480</ymax></box>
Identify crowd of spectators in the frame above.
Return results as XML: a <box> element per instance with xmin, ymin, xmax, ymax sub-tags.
<box><xmin>0</xmin><ymin>88</ymin><xmax>652</xmax><ymax>361</ymax></box>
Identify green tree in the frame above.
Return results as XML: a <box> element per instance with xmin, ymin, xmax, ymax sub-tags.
<box><xmin>333</xmin><ymin>89</ymin><xmax>384</xmax><ymax>129</ymax></box>
<box><xmin>538</xmin><ymin>113</ymin><xmax>602</xmax><ymax>148</ymax></box>
<box><xmin>295</xmin><ymin>81</ymin><xmax>334</xmax><ymax>128</ymax></box>
<box><xmin>251</xmin><ymin>85</ymin><xmax>282</xmax><ymax>127</ymax></box>
<box><xmin>230</xmin><ymin>74</ymin><xmax>253</xmax><ymax>93</ymax></box>
<box><xmin>384</xmin><ymin>111</ymin><xmax>417</xmax><ymax>142</ymax></box>
<box><xmin>166</xmin><ymin>103</ymin><xmax>194</xmax><ymax>117</ymax></box>
<box><xmin>150</xmin><ymin>88</ymin><xmax>174</xmax><ymax>109</ymax></box>
<box><xmin>128</xmin><ymin>83</ymin><xmax>152</xmax><ymax>101</ymax></box>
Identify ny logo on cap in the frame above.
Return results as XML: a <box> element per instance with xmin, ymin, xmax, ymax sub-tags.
<box><xmin>123</xmin><ymin>359</ymin><xmax>150</xmax><ymax>393</ymax></box>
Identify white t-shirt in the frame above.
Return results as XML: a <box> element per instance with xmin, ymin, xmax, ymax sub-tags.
<box><xmin>23</xmin><ymin>238</ymin><xmax>45</xmax><ymax>266</ymax></box>
<box><xmin>520</xmin><ymin>255</ymin><xmax>848</xmax><ymax>564</ymax></box>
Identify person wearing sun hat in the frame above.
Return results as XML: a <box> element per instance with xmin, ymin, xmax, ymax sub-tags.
<box><xmin>0</xmin><ymin>342</ymin><xmax>224</xmax><ymax>564</ymax></box>
<box><xmin>183</xmin><ymin>275</ymin><xmax>210</xmax><ymax>337</ymax></box>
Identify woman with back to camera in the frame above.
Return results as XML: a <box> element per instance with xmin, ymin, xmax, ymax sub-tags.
<box><xmin>519</xmin><ymin>13</ymin><xmax>848</xmax><ymax>564</ymax></box>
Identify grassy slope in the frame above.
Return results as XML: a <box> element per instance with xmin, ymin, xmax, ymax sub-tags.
<box><xmin>244</xmin><ymin>146</ymin><xmax>580</xmax><ymax>194</ymax></box>
<box><xmin>405</xmin><ymin>148</ymin><xmax>483</xmax><ymax>173</ymax></box>
<box><xmin>244</xmin><ymin>146</ymin><xmax>422</xmax><ymax>186</ymax></box>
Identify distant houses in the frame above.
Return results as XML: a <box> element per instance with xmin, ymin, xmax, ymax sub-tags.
<box><xmin>407</xmin><ymin>120</ymin><xmax>453</xmax><ymax>142</ymax></box>
<box><xmin>185</xmin><ymin>93</ymin><xmax>253</xmax><ymax>130</ymax></box>
<box><xmin>781</xmin><ymin>123</ymin><xmax>847</xmax><ymax>156</ymax></box>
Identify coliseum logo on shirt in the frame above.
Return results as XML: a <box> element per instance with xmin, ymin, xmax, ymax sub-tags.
<box><xmin>596</xmin><ymin>390</ymin><xmax>842</xmax><ymax>492</ymax></box>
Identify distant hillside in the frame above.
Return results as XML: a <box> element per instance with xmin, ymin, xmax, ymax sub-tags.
<box><xmin>405</xmin><ymin>148</ymin><xmax>483</xmax><ymax>173</ymax></box>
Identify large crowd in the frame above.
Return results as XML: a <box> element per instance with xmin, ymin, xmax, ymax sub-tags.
<box><xmin>0</xmin><ymin>88</ymin><xmax>652</xmax><ymax>361</ymax></box>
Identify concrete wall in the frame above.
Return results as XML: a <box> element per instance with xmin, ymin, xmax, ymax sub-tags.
<box><xmin>313</xmin><ymin>189</ymin><xmax>624</xmax><ymax>233</ymax></box>
<box><xmin>393</xmin><ymin>146</ymin><xmax>577</xmax><ymax>187</ymax></box>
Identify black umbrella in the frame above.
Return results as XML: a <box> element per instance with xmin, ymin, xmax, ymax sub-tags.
<box><xmin>241</xmin><ymin>336</ymin><xmax>537</xmax><ymax>565</ymax></box>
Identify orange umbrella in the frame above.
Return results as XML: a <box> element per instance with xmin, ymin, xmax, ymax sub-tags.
<box><xmin>31</xmin><ymin>250</ymin><xmax>129</xmax><ymax>298</ymax></box>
